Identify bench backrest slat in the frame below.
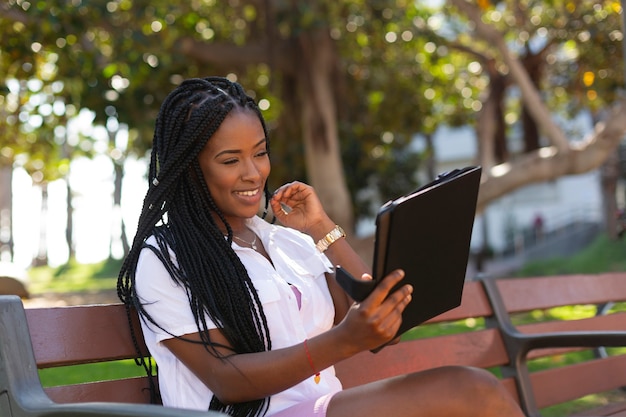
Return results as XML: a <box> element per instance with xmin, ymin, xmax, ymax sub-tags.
<box><xmin>335</xmin><ymin>328</ymin><xmax>509</xmax><ymax>388</ymax></box>
<box><xmin>424</xmin><ymin>281</ymin><xmax>492</xmax><ymax>323</ymax></box>
<box><xmin>335</xmin><ymin>280</ymin><xmax>499</xmax><ymax>390</ymax></box>
<box><xmin>497</xmin><ymin>273</ymin><xmax>626</xmax><ymax>313</ymax></box>
<box><xmin>531</xmin><ymin>354</ymin><xmax>626</xmax><ymax>409</ymax></box>
<box><xmin>25</xmin><ymin>304</ymin><xmax>148</xmax><ymax>368</ymax></box>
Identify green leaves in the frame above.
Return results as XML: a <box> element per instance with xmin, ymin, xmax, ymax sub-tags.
<box><xmin>1</xmin><ymin>0</ymin><xmax>623</xmax><ymax>218</ymax></box>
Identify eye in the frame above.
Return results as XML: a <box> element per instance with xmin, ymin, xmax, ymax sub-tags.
<box><xmin>255</xmin><ymin>150</ymin><xmax>269</xmax><ymax>158</ymax></box>
<box><xmin>223</xmin><ymin>158</ymin><xmax>239</xmax><ymax>165</ymax></box>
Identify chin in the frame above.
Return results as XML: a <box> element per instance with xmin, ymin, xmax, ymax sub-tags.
<box><xmin>244</xmin><ymin>208</ymin><xmax>262</xmax><ymax>219</ymax></box>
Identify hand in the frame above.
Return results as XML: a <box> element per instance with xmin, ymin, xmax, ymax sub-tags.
<box><xmin>270</xmin><ymin>182</ymin><xmax>331</xmax><ymax>235</ymax></box>
<box><xmin>334</xmin><ymin>269</ymin><xmax>412</xmax><ymax>353</ymax></box>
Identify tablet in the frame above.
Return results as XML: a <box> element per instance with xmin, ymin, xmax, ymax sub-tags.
<box><xmin>336</xmin><ymin>166</ymin><xmax>481</xmax><ymax>338</ymax></box>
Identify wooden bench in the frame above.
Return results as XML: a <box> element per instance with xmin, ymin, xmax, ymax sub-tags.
<box><xmin>1</xmin><ymin>272</ymin><xmax>626</xmax><ymax>417</ymax></box>
<box><xmin>0</xmin><ymin>296</ymin><xmax>224</xmax><ymax>417</ymax></box>
<box><xmin>336</xmin><ymin>272</ymin><xmax>626</xmax><ymax>417</ymax></box>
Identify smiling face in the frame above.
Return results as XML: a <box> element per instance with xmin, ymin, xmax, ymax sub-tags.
<box><xmin>198</xmin><ymin>109</ymin><xmax>270</xmax><ymax>231</ymax></box>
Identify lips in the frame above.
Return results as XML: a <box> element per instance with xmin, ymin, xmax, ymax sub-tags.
<box><xmin>234</xmin><ymin>188</ymin><xmax>263</xmax><ymax>207</ymax></box>
<box><xmin>236</xmin><ymin>189</ymin><xmax>260</xmax><ymax>197</ymax></box>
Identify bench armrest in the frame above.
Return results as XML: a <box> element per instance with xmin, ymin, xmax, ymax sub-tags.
<box><xmin>0</xmin><ymin>296</ymin><xmax>227</xmax><ymax>417</ymax></box>
<box><xmin>479</xmin><ymin>277</ymin><xmax>626</xmax><ymax>417</ymax></box>
<box><xmin>516</xmin><ymin>330</ymin><xmax>626</xmax><ymax>353</ymax></box>
<box><xmin>19</xmin><ymin>402</ymin><xmax>226</xmax><ymax>417</ymax></box>
<box><xmin>499</xmin><ymin>328</ymin><xmax>626</xmax><ymax>417</ymax></box>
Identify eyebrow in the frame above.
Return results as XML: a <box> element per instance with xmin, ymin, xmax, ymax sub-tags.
<box><xmin>214</xmin><ymin>138</ymin><xmax>267</xmax><ymax>159</ymax></box>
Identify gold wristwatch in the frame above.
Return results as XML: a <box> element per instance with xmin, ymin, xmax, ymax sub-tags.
<box><xmin>315</xmin><ymin>225</ymin><xmax>346</xmax><ymax>253</ymax></box>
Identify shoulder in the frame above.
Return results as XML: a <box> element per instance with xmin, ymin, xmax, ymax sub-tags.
<box><xmin>136</xmin><ymin>235</ymin><xmax>180</xmax><ymax>292</ymax></box>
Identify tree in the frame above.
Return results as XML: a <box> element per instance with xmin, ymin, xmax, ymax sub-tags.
<box><xmin>445</xmin><ymin>0</ymin><xmax>625</xmax><ymax>215</ymax></box>
<box><xmin>2</xmin><ymin>0</ymin><xmax>624</xmax><ymax>263</ymax></box>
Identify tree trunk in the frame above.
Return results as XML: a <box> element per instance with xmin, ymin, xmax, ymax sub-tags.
<box><xmin>65</xmin><ymin>178</ymin><xmax>75</xmax><ymax>259</ymax></box>
<box><xmin>112</xmin><ymin>160</ymin><xmax>130</xmax><ymax>257</ymax></box>
<box><xmin>424</xmin><ymin>133</ymin><xmax>436</xmax><ymax>182</ymax></box>
<box><xmin>601</xmin><ymin>150</ymin><xmax>620</xmax><ymax>240</ymax></box>
<box><xmin>0</xmin><ymin>163</ymin><xmax>14</xmax><ymax>261</ymax></box>
<box><xmin>491</xmin><ymin>71</ymin><xmax>508</xmax><ymax>164</ymax></box>
<box><xmin>521</xmin><ymin>50</ymin><xmax>544</xmax><ymax>153</ymax></box>
<box><xmin>33</xmin><ymin>182</ymin><xmax>49</xmax><ymax>267</ymax></box>
<box><xmin>476</xmin><ymin>60</ymin><xmax>506</xmax><ymax>170</ymax></box>
<box><xmin>296</xmin><ymin>29</ymin><xmax>354</xmax><ymax>232</ymax></box>
<box><xmin>63</xmin><ymin>139</ymin><xmax>75</xmax><ymax>260</ymax></box>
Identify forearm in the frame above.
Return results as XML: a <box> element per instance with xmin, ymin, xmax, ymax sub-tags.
<box><xmin>173</xmin><ymin>328</ymin><xmax>354</xmax><ymax>404</ymax></box>
<box><xmin>304</xmin><ymin>217</ymin><xmax>370</xmax><ymax>276</ymax></box>
<box><xmin>165</xmin><ymin>269</ymin><xmax>411</xmax><ymax>405</ymax></box>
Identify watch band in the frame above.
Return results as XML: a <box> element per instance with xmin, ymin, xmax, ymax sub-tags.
<box><xmin>315</xmin><ymin>225</ymin><xmax>346</xmax><ymax>253</ymax></box>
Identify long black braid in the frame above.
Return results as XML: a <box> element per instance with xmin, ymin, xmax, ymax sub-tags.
<box><xmin>117</xmin><ymin>77</ymin><xmax>274</xmax><ymax>417</ymax></box>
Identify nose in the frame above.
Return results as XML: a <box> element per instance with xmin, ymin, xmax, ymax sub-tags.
<box><xmin>241</xmin><ymin>157</ymin><xmax>262</xmax><ymax>181</ymax></box>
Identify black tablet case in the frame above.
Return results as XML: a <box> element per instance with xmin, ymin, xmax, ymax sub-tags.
<box><xmin>336</xmin><ymin>166</ymin><xmax>482</xmax><ymax>338</ymax></box>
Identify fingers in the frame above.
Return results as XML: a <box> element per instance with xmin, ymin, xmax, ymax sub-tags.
<box><xmin>271</xmin><ymin>181</ymin><xmax>310</xmax><ymax>204</ymax></box>
<box><xmin>366</xmin><ymin>269</ymin><xmax>408</xmax><ymax>305</ymax></box>
<box><xmin>387</xmin><ymin>336</ymin><xmax>402</xmax><ymax>346</ymax></box>
<box><xmin>270</xmin><ymin>182</ymin><xmax>308</xmax><ymax>225</ymax></box>
<box><xmin>270</xmin><ymin>182</ymin><xmax>330</xmax><ymax>234</ymax></box>
<box><xmin>342</xmin><ymin>270</ymin><xmax>412</xmax><ymax>348</ymax></box>
<box><xmin>268</xmin><ymin>197</ymin><xmax>289</xmax><ymax>221</ymax></box>
<box><xmin>370</xmin><ymin>280</ymin><xmax>412</xmax><ymax>336</ymax></box>
<box><xmin>360</xmin><ymin>273</ymin><xmax>373</xmax><ymax>281</ymax></box>
<box><xmin>271</xmin><ymin>183</ymin><xmax>307</xmax><ymax>216</ymax></box>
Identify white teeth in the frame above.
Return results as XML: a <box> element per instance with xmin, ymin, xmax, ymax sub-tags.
<box><xmin>237</xmin><ymin>189</ymin><xmax>259</xmax><ymax>196</ymax></box>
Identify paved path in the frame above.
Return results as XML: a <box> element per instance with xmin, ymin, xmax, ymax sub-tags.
<box><xmin>23</xmin><ymin>289</ymin><xmax>119</xmax><ymax>308</ymax></box>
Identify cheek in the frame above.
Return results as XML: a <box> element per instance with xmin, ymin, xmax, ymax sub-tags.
<box><xmin>200</xmin><ymin>165</ymin><xmax>230</xmax><ymax>196</ymax></box>
<box><xmin>209</xmin><ymin>175</ymin><xmax>234</xmax><ymax>195</ymax></box>
<box><xmin>260</xmin><ymin>157</ymin><xmax>271</xmax><ymax>178</ymax></box>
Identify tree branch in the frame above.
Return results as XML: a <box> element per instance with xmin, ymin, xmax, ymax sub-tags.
<box><xmin>176</xmin><ymin>37</ymin><xmax>296</xmax><ymax>74</ymax></box>
<box><xmin>476</xmin><ymin>97</ymin><xmax>626</xmax><ymax>212</ymax></box>
<box><xmin>448</xmin><ymin>0</ymin><xmax>571</xmax><ymax>152</ymax></box>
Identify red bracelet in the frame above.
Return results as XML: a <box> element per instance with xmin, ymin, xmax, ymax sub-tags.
<box><xmin>303</xmin><ymin>339</ymin><xmax>321</xmax><ymax>384</ymax></box>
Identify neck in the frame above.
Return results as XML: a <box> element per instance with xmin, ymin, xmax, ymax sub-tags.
<box><xmin>213</xmin><ymin>215</ymin><xmax>248</xmax><ymax>236</ymax></box>
<box><xmin>223</xmin><ymin>222</ymin><xmax>252</xmax><ymax>239</ymax></box>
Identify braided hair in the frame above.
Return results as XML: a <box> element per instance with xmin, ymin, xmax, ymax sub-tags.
<box><xmin>117</xmin><ymin>77</ymin><xmax>274</xmax><ymax>417</ymax></box>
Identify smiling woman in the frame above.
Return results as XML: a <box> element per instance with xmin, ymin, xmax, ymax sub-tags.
<box><xmin>115</xmin><ymin>76</ymin><xmax>524</xmax><ymax>417</ymax></box>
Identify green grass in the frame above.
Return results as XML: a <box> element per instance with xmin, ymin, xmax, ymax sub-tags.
<box><xmin>27</xmin><ymin>257</ymin><xmax>140</xmax><ymax>388</ymax></box>
<box><xmin>516</xmin><ymin>233</ymin><xmax>626</xmax><ymax>276</ymax></box>
<box><xmin>39</xmin><ymin>360</ymin><xmax>146</xmax><ymax>387</ymax></box>
<box><xmin>27</xmin><ymin>257</ymin><xmax>122</xmax><ymax>294</ymax></box>
<box><xmin>31</xmin><ymin>234</ymin><xmax>626</xmax><ymax>415</ymax></box>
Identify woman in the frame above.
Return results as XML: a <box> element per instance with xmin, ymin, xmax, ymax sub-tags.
<box><xmin>117</xmin><ymin>76</ymin><xmax>524</xmax><ymax>417</ymax></box>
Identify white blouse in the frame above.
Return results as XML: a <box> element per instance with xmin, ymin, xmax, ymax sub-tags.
<box><xmin>135</xmin><ymin>215</ymin><xmax>343</xmax><ymax>415</ymax></box>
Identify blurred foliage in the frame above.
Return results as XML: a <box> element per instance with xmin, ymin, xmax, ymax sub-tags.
<box><xmin>1</xmin><ymin>0</ymin><xmax>624</xmax><ymax>219</ymax></box>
